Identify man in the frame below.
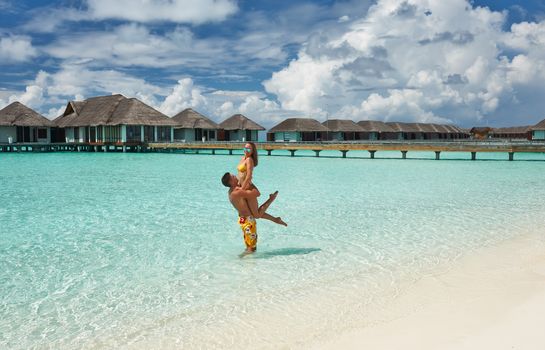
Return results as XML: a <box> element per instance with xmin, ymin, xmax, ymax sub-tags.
<box><xmin>221</xmin><ymin>172</ymin><xmax>286</xmax><ymax>254</ymax></box>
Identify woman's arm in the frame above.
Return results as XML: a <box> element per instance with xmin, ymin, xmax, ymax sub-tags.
<box><xmin>240</xmin><ymin>158</ymin><xmax>254</xmax><ymax>190</ymax></box>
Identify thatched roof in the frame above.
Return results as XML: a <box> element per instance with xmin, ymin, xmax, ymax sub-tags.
<box><xmin>416</xmin><ymin>123</ymin><xmax>467</xmax><ymax>133</ymax></box>
<box><xmin>385</xmin><ymin>122</ymin><xmax>466</xmax><ymax>133</ymax></box>
<box><xmin>219</xmin><ymin>114</ymin><xmax>265</xmax><ymax>131</ymax></box>
<box><xmin>54</xmin><ymin>94</ymin><xmax>173</xmax><ymax>127</ymax></box>
<box><xmin>357</xmin><ymin>120</ymin><xmax>396</xmax><ymax>132</ymax></box>
<box><xmin>322</xmin><ymin>119</ymin><xmax>364</xmax><ymax>132</ymax></box>
<box><xmin>530</xmin><ymin>119</ymin><xmax>545</xmax><ymax>130</ymax></box>
<box><xmin>386</xmin><ymin>122</ymin><xmax>423</xmax><ymax>133</ymax></box>
<box><xmin>171</xmin><ymin>108</ymin><xmax>219</xmax><ymax>129</ymax></box>
<box><xmin>0</xmin><ymin>102</ymin><xmax>53</xmax><ymax>127</ymax></box>
<box><xmin>491</xmin><ymin>126</ymin><xmax>531</xmax><ymax>134</ymax></box>
<box><xmin>269</xmin><ymin>118</ymin><xmax>329</xmax><ymax>133</ymax></box>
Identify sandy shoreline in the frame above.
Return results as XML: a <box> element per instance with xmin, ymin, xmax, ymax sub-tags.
<box><xmin>313</xmin><ymin>232</ymin><xmax>545</xmax><ymax>350</ymax></box>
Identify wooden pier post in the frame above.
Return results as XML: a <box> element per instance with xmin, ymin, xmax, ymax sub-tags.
<box><xmin>229</xmin><ymin>149</ymin><xmax>233</xmax><ymax>155</ymax></box>
<box><xmin>341</xmin><ymin>150</ymin><xmax>348</xmax><ymax>158</ymax></box>
<box><xmin>369</xmin><ymin>150</ymin><xmax>376</xmax><ymax>159</ymax></box>
<box><xmin>266</xmin><ymin>149</ymin><xmax>272</xmax><ymax>156</ymax></box>
<box><xmin>401</xmin><ymin>150</ymin><xmax>407</xmax><ymax>159</ymax></box>
<box><xmin>289</xmin><ymin>150</ymin><xmax>296</xmax><ymax>157</ymax></box>
<box><xmin>435</xmin><ymin>151</ymin><xmax>441</xmax><ymax>160</ymax></box>
<box><xmin>314</xmin><ymin>150</ymin><xmax>321</xmax><ymax>157</ymax></box>
<box><xmin>211</xmin><ymin>149</ymin><xmax>215</xmax><ymax>155</ymax></box>
<box><xmin>509</xmin><ymin>152</ymin><xmax>514</xmax><ymax>161</ymax></box>
<box><xmin>471</xmin><ymin>152</ymin><xmax>476</xmax><ymax>160</ymax></box>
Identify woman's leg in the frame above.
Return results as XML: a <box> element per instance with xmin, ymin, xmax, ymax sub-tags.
<box><xmin>254</xmin><ymin>191</ymin><xmax>288</xmax><ymax>227</ymax></box>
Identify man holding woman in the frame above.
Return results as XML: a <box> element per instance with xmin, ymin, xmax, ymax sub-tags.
<box><xmin>222</xmin><ymin>142</ymin><xmax>287</xmax><ymax>254</ymax></box>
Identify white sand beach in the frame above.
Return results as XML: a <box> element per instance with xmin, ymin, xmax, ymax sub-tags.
<box><xmin>314</xmin><ymin>232</ymin><xmax>545</xmax><ymax>350</ymax></box>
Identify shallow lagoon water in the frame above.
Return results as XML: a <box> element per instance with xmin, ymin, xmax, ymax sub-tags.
<box><xmin>1</xmin><ymin>151</ymin><xmax>545</xmax><ymax>348</ymax></box>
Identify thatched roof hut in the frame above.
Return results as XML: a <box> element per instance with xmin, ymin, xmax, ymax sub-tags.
<box><xmin>219</xmin><ymin>114</ymin><xmax>265</xmax><ymax>131</ymax></box>
<box><xmin>357</xmin><ymin>120</ymin><xmax>396</xmax><ymax>132</ymax></box>
<box><xmin>386</xmin><ymin>122</ymin><xmax>422</xmax><ymax>133</ymax></box>
<box><xmin>322</xmin><ymin>119</ymin><xmax>364</xmax><ymax>132</ymax></box>
<box><xmin>54</xmin><ymin>94</ymin><xmax>173</xmax><ymax>127</ymax></box>
<box><xmin>0</xmin><ymin>102</ymin><xmax>53</xmax><ymax>127</ymax></box>
<box><xmin>531</xmin><ymin>118</ymin><xmax>545</xmax><ymax>130</ymax></box>
<box><xmin>171</xmin><ymin>108</ymin><xmax>219</xmax><ymax>129</ymax></box>
<box><xmin>269</xmin><ymin>118</ymin><xmax>329</xmax><ymax>133</ymax></box>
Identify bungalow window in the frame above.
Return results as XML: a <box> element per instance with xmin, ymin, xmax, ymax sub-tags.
<box><xmin>97</xmin><ymin>126</ymin><xmax>103</xmax><ymax>141</ymax></box>
<box><xmin>144</xmin><ymin>126</ymin><xmax>154</xmax><ymax>142</ymax></box>
<box><xmin>209</xmin><ymin>130</ymin><xmax>216</xmax><ymax>139</ymax></box>
<box><xmin>104</xmin><ymin>126</ymin><xmax>121</xmax><ymax>142</ymax></box>
<box><xmin>126</xmin><ymin>125</ymin><xmax>141</xmax><ymax>142</ymax></box>
<box><xmin>157</xmin><ymin>126</ymin><xmax>171</xmax><ymax>142</ymax></box>
<box><xmin>74</xmin><ymin>127</ymin><xmax>80</xmax><ymax>141</ymax></box>
<box><xmin>37</xmin><ymin>128</ymin><xmax>47</xmax><ymax>139</ymax></box>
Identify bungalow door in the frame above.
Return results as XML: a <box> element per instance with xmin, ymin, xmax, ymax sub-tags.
<box><xmin>195</xmin><ymin>128</ymin><xmax>203</xmax><ymax>141</ymax></box>
<box><xmin>246</xmin><ymin>130</ymin><xmax>252</xmax><ymax>141</ymax></box>
<box><xmin>24</xmin><ymin>127</ymin><xmax>31</xmax><ymax>142</ymax></box>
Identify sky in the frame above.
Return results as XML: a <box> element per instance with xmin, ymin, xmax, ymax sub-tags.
<box><xmin>1</xmin><ymin>0</ymin><xmax>545</xmax><ymax>128</ymax></box>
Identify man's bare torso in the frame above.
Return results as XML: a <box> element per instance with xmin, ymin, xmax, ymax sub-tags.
<box><xmin>229</xmin><ymin>189</ymin><xmax>252</xmax><ymax>217</ymax></box>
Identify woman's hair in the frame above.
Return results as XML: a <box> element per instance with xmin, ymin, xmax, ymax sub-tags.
<box><xmin>248</xmin><ymin>142</ymin><xmax>258</xmax><ymax>167</ymax></box>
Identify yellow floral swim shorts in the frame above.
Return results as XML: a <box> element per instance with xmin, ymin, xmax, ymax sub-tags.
<box><xmin>238</xmin><ymin>216</ymin><xmax>257</xmax><ymax>250</ymax></box>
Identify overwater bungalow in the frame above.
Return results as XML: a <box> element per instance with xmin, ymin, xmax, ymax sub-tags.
<box><xmin>0</xmin><ymin>102</ymin><xmax>53</xmax><ymax>143</ymax></box>
<box><xmin>322</xmin><ymin>119</ymin><xmax>364</xmax><ymax>141</ymax></box>
<box><xmin>384</xmin><ymin>122</ymin><xmax>468</xmax><ymax>140</ymax></box>
<box><xmin>357</xmin><ymin>120</ymin><xmax>397</xmax><ymax>140</ymax></box>
<box><xmin>530</xmin><ymin>119</ymin><xmax>545</xmax><ymax>140</ymax></box>
<box><xmin>417</xmin><ymin>123</ymin><xmax>469</xmax><ymax>140</ymax></box>
<box><xmin>54</xmin><ymin>94</ymin><xmax>174</xmax><ymax>144</ymax></box>
<box><xmin>218</xmin><ymin>114</ymin><xmax>265</xmax><ymax>142</ymax></box>
<box><xmin>490</xmin><ymin>126</ymin><xmax>531</xmax><ymax>140</ymax></box>
<box><xmin>385</xmin><ymin>122</ymin><xmax>425</xmax><ymax>140</ymax></box>
<box><xmin>267</xmin><ymin>118</ymin><xmax>329</xmax><ymax>142</ymax></box>
<box><xmin>171</xmin><ymin>108</ymin><xmax>219</xmax><ymax>142</ymax></box>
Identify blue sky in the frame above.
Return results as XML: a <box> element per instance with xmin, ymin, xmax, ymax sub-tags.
<box><xmin>1</xmin><ymin>0</ymin><xmax>545</xmax><ymax>128</ymax></box>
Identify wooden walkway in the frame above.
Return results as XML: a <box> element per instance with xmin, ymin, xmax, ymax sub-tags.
<box><xmin>2</xmin><ymin>140</ymin><xmax>545</xmax><ymax>160</ymax></box>
<box><xmin>147</xmin><ymin>141</ymin><xmax>545</xmax><ymax>161</ymax></box>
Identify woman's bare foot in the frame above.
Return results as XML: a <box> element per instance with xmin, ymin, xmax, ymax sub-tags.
<box><xmin>273</xmin><ymin>217</ymin><xmax>287</xmax><ymax>227</ymax></box>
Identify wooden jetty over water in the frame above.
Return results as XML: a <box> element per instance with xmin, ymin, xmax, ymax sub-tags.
<box><xmin>146</xmin><ymin>140</ymin><xmax>545</xmax><ymax>161</ymax></box>
<box><xmin>2</xmin><ymin>140</ymin><xmax>545</xmax><ymax>161</ymax></box>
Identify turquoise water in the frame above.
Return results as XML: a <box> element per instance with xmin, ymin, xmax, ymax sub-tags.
<box><xmin>1</xmin><ymin>151</ymin><xmax>545</xmax><ymax>349</ymax></box>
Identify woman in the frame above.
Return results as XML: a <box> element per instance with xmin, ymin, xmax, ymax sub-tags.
<box><xmin>237</xmin><ymin>142</ymin><xmax>286</xmax><ymax>226</ymax></box>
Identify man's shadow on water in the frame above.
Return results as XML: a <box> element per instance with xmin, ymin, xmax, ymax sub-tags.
<box><xmin>239</xmin><ymin>247</ymin><xmax>321</xmax><ymax>259</ymax></box>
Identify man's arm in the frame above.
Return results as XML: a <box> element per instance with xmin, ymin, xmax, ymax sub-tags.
<box><xmin>232</xmin><ymin>187</ymin><xmax>260</xmax><ymax>200</ymax></box>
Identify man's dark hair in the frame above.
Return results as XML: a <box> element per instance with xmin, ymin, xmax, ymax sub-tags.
<box><xmin>221</xmin><ymin>172</ymin><xmax>231</xmax><ymax>187</ymax></box>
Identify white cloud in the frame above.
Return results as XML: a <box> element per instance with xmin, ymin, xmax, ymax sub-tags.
<box><xmin>23</xmin><ymin>0</ymin><xmax>237</xmax><ymax>32</ymax></box>
<box><xmin>158</xmin><ymin>78</ymin><xmax>289</xmax><ymax>127</ymax></box>
<box><xmin>159</xmin><ymin>78</ymin><xmax>207</xmax><ymax>116</ymax></box>
<box><xmin>0</xmin><ymin>35</ymin><xmax>37</xmax><ymax>62</ymax></box>
<box><xmin>264</xmin><ymin>0</ymin><xmax>545</xmax><ymax>126</ymax></box>
<box><xmin>6</xmin><ymin>68</ymin><xmax>290</xmax><ymax>127</ymax></box>
<box><xmin>43</xmin><ymin>24</ymin><xmax>222</xmax><ymax>69</ymax></box>
<box><xmin>86</xmin><ymin>0</ymin><xmax>237</xmax><ymax>23</ymax></box>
